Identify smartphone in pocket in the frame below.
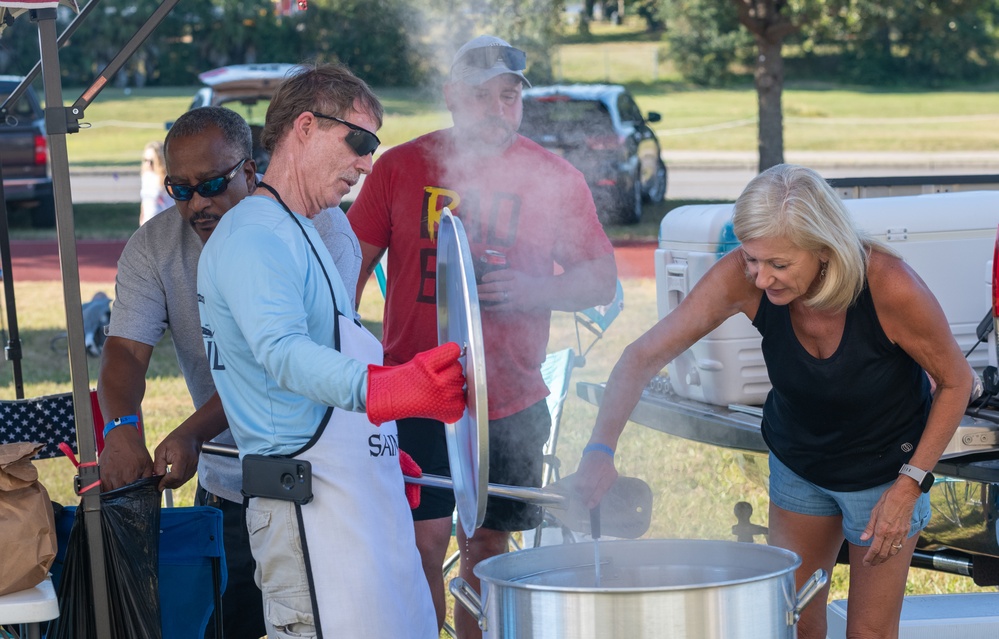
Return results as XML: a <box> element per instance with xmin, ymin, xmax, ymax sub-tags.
<box><xmin>241</xmin><ymin>454</ymin><xmax>313</xmax><ymax>505</ymax></box>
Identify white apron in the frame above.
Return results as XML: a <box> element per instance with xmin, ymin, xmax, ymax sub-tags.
<box><xmin>292</xmin><ymin>316</ymin><xmax>437</xmax><ymax>638</ymax></box>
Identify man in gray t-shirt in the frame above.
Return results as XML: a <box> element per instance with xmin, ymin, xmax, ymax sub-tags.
<box><xmin>97</xmin><ymin>106</ymin><xmax>362</xmax><ymax>639</ymax></box>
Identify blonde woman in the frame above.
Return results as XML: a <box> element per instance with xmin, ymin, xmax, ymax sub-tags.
<box><xmin>578</xmin><ymin>164</ymin><xmax>973</xmax><ymax>639</ymax></box>
<box><xmin>139</xmin><ymin>140</ymin><xmax>170</xmax><ymax>225</ymax></box>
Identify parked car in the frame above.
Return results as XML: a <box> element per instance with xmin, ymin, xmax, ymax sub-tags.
<box><xmin>175</xmin><ymin>63</ymin><xmax>298</xmax><ymax>173</ymax></box>
<box><xmin>520</xmin><ymin>83</ymin><xmax>667</xmax><ymax>224</ymax></box>
<box><xmin>0</xmin><ymin>76</ymin><xmax>55</xmax><ymax>227</ymax></box>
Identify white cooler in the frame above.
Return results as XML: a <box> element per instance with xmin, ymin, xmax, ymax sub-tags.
<box><xmin>655</xmin><ymin>191</ymin><xmax>999</xmax><ymax>406</ymax></box>
<box><xmin>827</xmin><ymin>593</ymin><xmax>999</xmax><ymax>638</ymax></box>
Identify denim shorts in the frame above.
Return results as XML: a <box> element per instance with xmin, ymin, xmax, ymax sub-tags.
<box><xmin>768</xmin><ymin>453</ymin><xmax>931</xmax><ymax>546</ymax></box>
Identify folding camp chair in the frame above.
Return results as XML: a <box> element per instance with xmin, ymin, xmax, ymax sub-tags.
<box><xmin>0</xmin><ymin>391</ymin><xmax>93</xmax><ymax>638</ymax></box>
<box><xmin>0</xmin><ymin>392</ymin><xmax>91</xmax><ymax>638</ymax></box>
<box><xmin>0</xmin><ymin>390</ymin><xmax>222</xmax><ymax>638</ymax></box>
<box><xmin>50</xmin><ymin>503</ymin><xmax>226</xmax><ymax>639</ymax></box>
<box><xmin>440</xmin><ymin>280</ymin><xmax>624</xmax><ymax>637</ymax></box>
<box><xmin>520</xmin><ymin>279</ymin><xmax>624</xmax><ymax>549</ymax></box>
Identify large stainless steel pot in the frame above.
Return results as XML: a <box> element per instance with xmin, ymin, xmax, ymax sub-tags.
<box><xmin>451</xmin><ymin>539</ymin><xmax>827</xmax><ymax>639</ymax></box>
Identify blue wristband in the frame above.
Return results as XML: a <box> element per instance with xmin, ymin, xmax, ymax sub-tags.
<box><xmin>583</xmin><ymin>443</ymin><xmax>614</xmax><ymax>458</ymax></box>
<box><xmin>103</xmin><ymin>415</ymin><xmax>139</xmax><ymax>439</ymax></box>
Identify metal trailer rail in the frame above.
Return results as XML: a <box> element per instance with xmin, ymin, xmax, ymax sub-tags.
<box><xmin>827</xmin><ymin>174</ymin><xmax>999</xmax><ymax>199</ymax></box>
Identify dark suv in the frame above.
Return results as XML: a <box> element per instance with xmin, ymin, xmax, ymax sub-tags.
<box><xmin>0</xmin><ymin>76</ymin><xmax>54</xmax><ymax>227</ymax></box>
<box><xmin>520</xmin><ymin>84</ymin><xmax>666</xmax><ymax>224</ymax></box>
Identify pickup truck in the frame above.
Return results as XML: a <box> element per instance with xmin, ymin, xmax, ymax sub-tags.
<box><xmin>578</xmin><ymin>175</ymin><xmax>999</xmax><ymax>585</ymax></box>
<box><xmin>0</xmin><ymin>76</ymin><xmax>54</xmax><ymax>227</ymax></box>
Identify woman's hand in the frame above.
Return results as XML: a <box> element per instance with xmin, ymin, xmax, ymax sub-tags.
<box><xmin>860</xmin><ymin>479</ymin><xmax>921</xmax><ymax>566</ymax></box>
<box><xmin>574</xmin><ymin>447</ymin><xmax>619</xmax><ymax>509</ymax></box>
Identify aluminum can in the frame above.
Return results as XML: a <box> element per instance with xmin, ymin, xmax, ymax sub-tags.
<box><xmin>475</xmin><ymin>250</ymin><xmax>507</xmax><ymax>284</ymax></box>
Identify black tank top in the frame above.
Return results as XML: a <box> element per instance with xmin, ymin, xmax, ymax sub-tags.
<box><xmin>753</xmin><ymin>283</ymin><xmax>931</xmax><ymax>491</ymax></box>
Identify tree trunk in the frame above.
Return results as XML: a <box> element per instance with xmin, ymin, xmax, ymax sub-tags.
<box><xmin>755</xmin><ymin>36</ymin><xmax>784</xmax><ymax>172</ymax></box>
<box><xmin>578</xmin><ymin>0</ymin><xmax>594</xmax><ymax>36</ymax></box>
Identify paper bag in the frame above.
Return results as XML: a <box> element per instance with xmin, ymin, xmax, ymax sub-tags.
<box><xmin>0</xmin><ymin>442</ymin><xmax>58</xmax><ymax>595</ymax></box>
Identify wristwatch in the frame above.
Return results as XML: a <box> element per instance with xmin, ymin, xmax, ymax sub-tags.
<box><xmin>898</xmin><ymin>463</ymin><xmax>934</xmax><ymax>493</ymax></box>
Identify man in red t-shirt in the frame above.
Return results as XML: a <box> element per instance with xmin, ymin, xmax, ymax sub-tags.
<box><xmin>348</xmin><ymin>34</ymin><xmax>617</xmax><ymax>637</ymax></box>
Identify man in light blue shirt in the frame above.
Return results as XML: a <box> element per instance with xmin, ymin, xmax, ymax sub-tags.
<box><xmin>197</xmin><ymin>62</ymin><xmax>466</xmax><ymax>638</ymax></box>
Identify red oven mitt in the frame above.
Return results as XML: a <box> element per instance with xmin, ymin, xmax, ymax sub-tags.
<box><xmin>367</xmin><ymin>342</ymin><xmax>466</xmax><ymax>426</ymax></box>
<box><xmin>399</xmin><ymin>449</ymin><xmax>422</xmax><ymax>509</ymax></box>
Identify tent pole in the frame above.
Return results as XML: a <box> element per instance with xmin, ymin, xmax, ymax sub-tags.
<box><xmin>0</xmin><ymin>170</ymin><xmax>25</xmax><ymax>398</ymax></box>
<box><xmin>32</xmin><ymin>8</ymin><xmax>112</xmax><ymax>637</ymax></box>
<box><xmin>0</xmin><ymin>1</ymin><xmax>105</xmax><ymax>400</ymax></box>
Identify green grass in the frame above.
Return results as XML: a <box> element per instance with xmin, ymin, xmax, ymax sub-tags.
<box><xmin>7</xmin><ymin>202</ymin><xmax>139</xmax><ymax>241</ymax></box>
<box><xmin>53</xmin><ymin>29</ymin><xmax>999</xmax><ymax>171</ymax></box>
<box><xmin>640</xmin><ymin>86</ymin><xmax>999</xmax><ymax>153</ymax></box>
<box><xmin>69</xmin><ymin>83</ymin><xmax>999</xmax><ymax>164</ymax></box>
<box><xmin>602</xmin><ymin>198</ymin><xmax>732</xmax><ymax>242</ymax></box>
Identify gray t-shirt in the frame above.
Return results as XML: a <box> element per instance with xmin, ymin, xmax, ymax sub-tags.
<box><xmin>108</xmin><ymin>204</ymin><xmax>362</xmax><ymax>503</ymax></box>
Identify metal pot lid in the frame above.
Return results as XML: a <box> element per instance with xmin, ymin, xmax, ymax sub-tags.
<box><xmin>436</xmin><ymin>208</ymin><xmax>488</xmax><ymax>538</ymax></box>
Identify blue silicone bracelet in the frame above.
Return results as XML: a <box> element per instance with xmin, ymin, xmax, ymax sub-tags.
<box><xmin>582</xmin><ymin>443</ymin><xmax>615</xmax><ymax>458</ymax></box>
<box><xmin>103</xmin><ymin>415</ymin><xmax>139</xmax><ymax>439</ymax></box>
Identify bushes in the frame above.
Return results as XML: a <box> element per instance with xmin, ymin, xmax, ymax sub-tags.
<box><xmin>0</xmin><ymin>0</ymin><xmax>430</xmax><ymax>88</ymax></box>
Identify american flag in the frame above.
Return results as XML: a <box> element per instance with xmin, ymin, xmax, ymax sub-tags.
<box><xmin>0</xmin><ymin>392</ymin><xmax>78</xmax><ymax>460</ymax></box>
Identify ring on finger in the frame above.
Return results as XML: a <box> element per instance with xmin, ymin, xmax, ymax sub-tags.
<box><xmin>891</xmin><ymin>543</ymin><xmax>903</xmax><ymax>550</ymax></box>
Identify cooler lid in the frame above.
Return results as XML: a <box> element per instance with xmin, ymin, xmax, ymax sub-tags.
<box><xmin>847</xmin><ymin>191</ymin><xmax>999</xmax><ymax>236</ymax></box>
<box><xmin>658</xmin><ymin>204</ymin><xmax>740</xmax><ymax>253</ymax></box>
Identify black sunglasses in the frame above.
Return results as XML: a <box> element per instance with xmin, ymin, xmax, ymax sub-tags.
<box><xmin>310</xmin><ymin>111</ymin><xmax>380</xmax><ymax>157</ymax></box>
<box><xmin>165</xmin><ymin>158</ymin><xmax>248</xmax><ymax>201</ymax></box>
<box><xmin>459</xmin><ymin>45</ymin><xmax>527</xmax><ymax>72</ymax></box>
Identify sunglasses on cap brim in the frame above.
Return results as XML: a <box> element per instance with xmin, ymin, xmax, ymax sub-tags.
<box><xmin>311</xmin><ymin>111</ymin><xmax>381</xmax><ymax>157</ymax></box>
<box><xmin>459</xmin><ymin>45</ymin><xmax>527</xmax><ymax>72</ymax></box>
<box><xmin>164</xmin><ymin>158</ymin><xmax>248</xmax><ymax>202</ymax></box>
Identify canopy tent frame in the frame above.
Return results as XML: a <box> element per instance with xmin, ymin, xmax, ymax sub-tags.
<box><xmin>1</xmin><ymin>1</ymin><xmax>181</xmax><ymax>633</ymax></box>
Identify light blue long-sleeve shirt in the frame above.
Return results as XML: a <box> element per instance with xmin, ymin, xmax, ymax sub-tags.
<box><xmin>197</xmin><ymin>195</ymin><xmax>368</xmax><ymax>457</ymax></box>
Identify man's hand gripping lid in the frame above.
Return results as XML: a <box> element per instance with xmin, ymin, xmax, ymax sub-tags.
<box><xmin>366</xmin><ymin>342</ymin><xmax>466</xmax><ymax>426</ymax></box>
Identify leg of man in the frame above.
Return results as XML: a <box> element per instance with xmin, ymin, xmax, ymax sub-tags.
<box><xmin>454</xmin><ymin>401</ymin><xmax>551</xmax><ymax>639</ymax></box>
<box><xmin>398</xmin><ymin>417</ymin><xmax>457</xmax><ymax>630</ymax></box>
<box><xmin>244</xmin><ymin>497</ymin><xmax>315</xmax><ymax>638</ymax></box>
<box><xmin>197</xmin><ymin>487</ymin><xmax>267</xmax><ymax>639</ymax></box>
<box><xmin>414</xmin><ymin>518</ymin><xmax>453</xmax><ymax>629</ymax></box>
<box><xmin>454</xmin><ymin>526</ymin><xmax>509</xmax><ymax>639</ymax></box>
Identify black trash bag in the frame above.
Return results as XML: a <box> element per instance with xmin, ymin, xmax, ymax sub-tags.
<box><xmin>48</xmin><ymin>476</ymin><xmax>162</xmax><ymax>639</ymax></box>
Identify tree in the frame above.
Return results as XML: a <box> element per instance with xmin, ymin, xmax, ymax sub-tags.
<box><xmin>818</xmin><ymin>0</ymin><xmax>999</xmax><ymax>85</ymax></box>
<box><xmin>731</xmin><ymin>0</ymin><xmax>804</xmax><ymax>171</ymax></box>
<box><xmin>664</xmin><ymin>0</ymin><xmax>751</xmax><ymax>87</ymax></box>
<box><xmin>410</xmin><ymin>0</ymin><xmax>563</xmax><ymax>84</ymax></box>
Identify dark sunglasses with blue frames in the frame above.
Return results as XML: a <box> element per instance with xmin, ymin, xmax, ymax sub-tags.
<box><xmin>310</xmin><ymin>111</ymin><xmax>380</xmax><ymax>157</ymax></box>
<box><xmin>165</xmin><ymin>158</ymin><xmax>249</xmax><ymax>201</ymax></box>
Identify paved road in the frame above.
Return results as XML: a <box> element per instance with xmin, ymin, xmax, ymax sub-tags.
<box><xmin>68</xmin><ymin>151</ymin><xmax>999</xmax><ymax>203</ymax></box>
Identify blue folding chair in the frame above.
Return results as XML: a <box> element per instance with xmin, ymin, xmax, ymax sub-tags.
<box><xmin>51</xmin><ymin>504</ymin><xmax>226</xmax><ymax>639</ymax></box>
<box><xmin>0</xmin><ymin>388</ymin><xmax>225</xmax><ymax>638</ymax></box>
